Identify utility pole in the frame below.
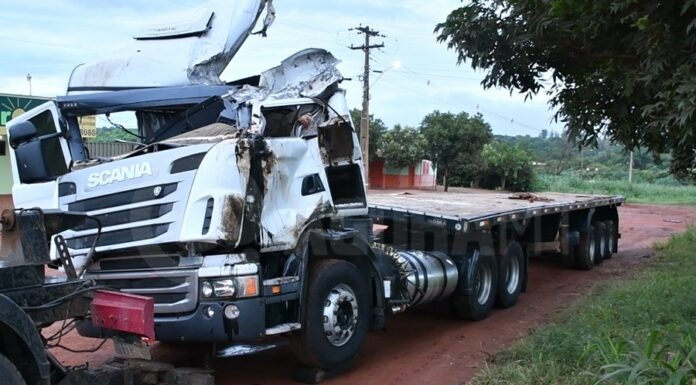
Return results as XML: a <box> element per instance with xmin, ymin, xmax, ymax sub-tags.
<box><xmin>350</xmin><ymin>25</ymin><xmax>384</xmax><ymax>187</ymax></box>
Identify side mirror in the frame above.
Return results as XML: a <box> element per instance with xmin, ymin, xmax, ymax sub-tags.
<box><xmin>8</xmin><ymin>121</ymin><xmax>38</xmax><ymax>148</ymax></box>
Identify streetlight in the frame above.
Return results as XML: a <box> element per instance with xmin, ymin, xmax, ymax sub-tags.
<box><xmin>26</xmin><ymin>73</ymin><xmax>32</xmax><ymax>96</ymax></box>
<box><xmin>370</xmin><ymin>60</ymin><xmax>401</xmax><ymax>90</ymax></box>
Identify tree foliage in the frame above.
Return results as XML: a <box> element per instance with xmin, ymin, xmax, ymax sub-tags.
<box><xmin>91</xmin><ymin>126</ymin><xmax>139</xmax><ymax>143</ymax></box>
<box><xmin>436</xmin><ymin>0</ymin><xmax>696</xmax><ymax>182</ymax></box>
<box><xmin>381</xmin><ymin>124</ymin><xmax>426</xmax><ymax>168</ymax></box>
<box><xmin>481</xmin><ymin>141</ymin><xmax>534</xmax><ymax>191</ymax></box>
<box><xmin>420</xmin><ymin>111</ymin><xmax>493</xmax><ymax>191</ymax></box>
<box><xmin>350</xmin><ymin>108</ymin><xmax>388</xmax><ymax>160</ymax></box>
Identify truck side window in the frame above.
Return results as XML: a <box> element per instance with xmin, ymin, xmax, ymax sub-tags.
<box><xmin>31</xmin><ymin>110</ymin><xmax>60</xmax><ymax>136</ymax></box>
<box><xmin>14</xmin><ymin>110</ymin><xmax>68</xmax><ymax>183</ymax></box>
<box><xmin>261</xmin><ymin>104</ymin><xmax>322</xmax><ymax>138</ymax></box>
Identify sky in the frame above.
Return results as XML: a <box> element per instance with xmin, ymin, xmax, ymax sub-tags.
<box><xmin>1</xmin><ymin>0</ymin><xmax>564</xmax><ymax>136</ymax></box>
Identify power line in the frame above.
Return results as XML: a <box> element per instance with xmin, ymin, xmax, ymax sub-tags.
<box><xmin>376</xmin><ymin>74</ymin><xmax>542</xmax><ymax>133</ymax></box>
<box><xmin>368</xmin><ymin>56</ymin><xmax>544</xmax><ymax>133</ymax></box>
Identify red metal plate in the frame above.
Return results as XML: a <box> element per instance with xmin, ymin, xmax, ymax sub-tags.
<box><xmin>91</xmin><ymin>290</ymin><xmax>155</xmax><ymax>340</ymax></box>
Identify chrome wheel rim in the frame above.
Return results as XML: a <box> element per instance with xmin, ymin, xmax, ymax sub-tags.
<box><xmin>475</xmin><ymin>262</ymin><xmax>493</xmax><ymax>305</ymax></box>
<box><xmin>589</xmin><ymin>233</ymin><xmax>595</xmax><ymax>259</ymax></box>
<box><xmin>322</xmin><ymin>283</ymin><xmax>358</xmax><ymax>347</ymax></box>
<box><xmin>608</xmin><ymin>226</ymin><xmax>616</xmax><ymax>252</ymax></box>
<box><xmin>505</xmin><ymin>255</ymin><xmax>520</xmax><ymax>294</ymax></box>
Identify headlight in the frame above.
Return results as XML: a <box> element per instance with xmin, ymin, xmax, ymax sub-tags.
<box><xmin>213</xmin><ymin>279</ymin><xmax>236</xmax><ymax>297</ymax></box>
<box><xmin>201</xmin><ymin>281</ymin><xmax>214</xmax><ymax>298</ymax></box>
<box><xmin>200</xmin><ymin>276</ymin><xmax>259</xmax><ymax>299</ymax></box>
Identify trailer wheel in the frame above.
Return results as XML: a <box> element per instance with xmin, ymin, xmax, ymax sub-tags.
<box><xmin>0</xmin><ymin>353</ymin><xmax>25</xmax><ymax>385</ymax></box>
<box><xmin>291</xmin><ymin>259</ymin><xmax>369</xmax><ymax>370</ymax></box>
<box><xmin>452</xmin><ymin>251</ymin><xmax>497</xmax><ymax>321</ymax></box>
<box><xmin>604</xmin><ymin>220</ymin><xmax>617</xmax><ymax>257</ymax></box>
<box><xmin>594</xmin><ymin>221</ymin><xmax>608</xmax><ymax>263</ymax></box>
<box><xmin>574</xmin><ymin>225</ymin><xmax>596</xmax><ymax>270</ymax></box>
<box><xmin>495</xmin><ymin>241</ymin><xmax>524</xmax><ymax>308</ymax></box>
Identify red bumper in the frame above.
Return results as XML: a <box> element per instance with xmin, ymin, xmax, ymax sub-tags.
<box><xmin>91</xmin><ymin>290</ymin><xmax>155</xmax><ymax>340</ymax></box>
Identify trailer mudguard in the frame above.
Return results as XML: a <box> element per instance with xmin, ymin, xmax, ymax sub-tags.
<box><xmin>459</xmin><ymin>247</ymin><xmax>486</xmax><ymax>295</ymax></box>
<box><xmin>569</xmin><ymin>208</ymin><xmax>595</xmax><ymax>233</ymax></box>
<box><xmin>0</xmin><ymin>293</ymin><xmax>50</xmax><ymax>385</ymax></box>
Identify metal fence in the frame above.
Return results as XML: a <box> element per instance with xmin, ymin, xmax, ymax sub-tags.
<box><xmin>85</xmin><ymin>142</ymin><xmax>135</xmax><ymax>158</ymax></box>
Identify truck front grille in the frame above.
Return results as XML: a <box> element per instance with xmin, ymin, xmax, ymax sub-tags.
<box><xmin>89</xmin><ymin>267</ymin><xmax>198</xmax><ymax>315</ymax></box>
<box><xmin>62</xmin><ymin>182</ymin><xmax>180</xmax><ymax>252</ymax></box>
<box><xmin>66</xmin><ymin>223</ymin><xmax>169</xmax><ymax>249</ymax></box>
<box><xmin>68</xmin><ymin>183</ymin><xmax>178</xmax><ymax>211</ymax></box>
<box><xmin>75</xmin><ymin>203</ymin><xmax>174</xmax><ymax>230</ymax></box>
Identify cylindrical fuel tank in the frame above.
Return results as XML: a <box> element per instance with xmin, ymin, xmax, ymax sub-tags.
<box><xmin>393</xmin><ymin>250</ymin><xmax>459</xmax><ymax>306</ymax></box>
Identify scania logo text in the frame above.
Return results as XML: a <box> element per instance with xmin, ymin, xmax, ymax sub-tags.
<box><xmin>87</xmin><ymin>162</ymin><xmax>153</xmax><ymax>188</ymax></box>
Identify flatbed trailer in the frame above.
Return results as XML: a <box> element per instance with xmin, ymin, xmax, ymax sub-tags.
<box><xmin>369</xmin><ymin>190</ymin><xmax>624</xmax><ymax>233</ymax></box>
<box><xmin>367</xmin><ymin>189</ymin><xmax>624</xmax><ymax>283</ymax></box>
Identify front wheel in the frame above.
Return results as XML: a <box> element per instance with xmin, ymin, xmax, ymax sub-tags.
<box><xmin>0</xmin><ymin>353</ymin><xmax>25</xmax><ymax>385</ymax></box>
<box><xmin>291</xmin><ymin>259</ymin><xmax>369</xmax><ymax>369</ymax></box>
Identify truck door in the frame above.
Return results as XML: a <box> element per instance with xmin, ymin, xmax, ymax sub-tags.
<box><xmin>7</xmin><ymin>101</ymin><xmax>72</xmax><ymax>208</ymax></box>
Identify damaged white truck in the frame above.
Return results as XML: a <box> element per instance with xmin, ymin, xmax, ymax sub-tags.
<box><xmin>5</xmin><ymin>0</ymin><xmax>624</xmax><ymax>381</ymax></box>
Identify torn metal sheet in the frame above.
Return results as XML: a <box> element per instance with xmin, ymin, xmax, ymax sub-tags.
<box><xmin>67</xmin><ymin>0</ymin><xmax>274</xmax><ymax>92</ymax></box>
<box><xmin>259</xmin><ymin>48</ymin><xmax>344</xmax><ymax>100</ymax></box>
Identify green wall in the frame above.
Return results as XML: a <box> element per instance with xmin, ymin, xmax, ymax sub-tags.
<box><xmin>0</xmin><ymin>94</ymin><xmax>51</xmax><ymax>194</ymax></box>
<box><xmin>0</xmin><ymin>126</ymin><xmax>10</xmax><ymax>195</ymax></box>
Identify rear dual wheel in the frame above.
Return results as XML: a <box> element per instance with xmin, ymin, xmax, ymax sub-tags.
<box><xmin>593</xmin><ymin>221</ymin><xmax>609</xmax><ymax>264</ymax></box>
<box><xmin>452</xmin><ymin>250</ymin><xmax>498</xmax><ymax>321</ymax></box>
<box><xmin>575</xmin><ymin>225</ymin><xmax>596</xmax><ymax>270</ymax></box>
<box><xmin>603</xmin><ymin>220</ymin><xmax>617</xmax><ymax>258</ymax></box>
<box><xmin>575</xmin><ymin>220</ymin><xmax>616</xmax><ymax>270</ymax></box>
<box><xmin>495</xmin><ymin>241</ymin><xmax>524</xmax><ymax>308</ymax></box>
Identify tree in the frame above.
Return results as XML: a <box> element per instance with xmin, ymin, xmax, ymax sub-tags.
<box><xmin>420</xmin><ymin>111</ymin><xmax>493</xmax><ymax>191</ymax></box>
<box><xmin>381</xmin><ymin>124</ymin><xmax>426</xmax><ymax>168</ymax></box>
<box><xmin>481</xmin><ymin>141</ymin><xmax>534</xmax><ymax>191</ymax></box>
<box><xmin>350</xmin><ymin>108</ymin><xmax>388</xmax><ymax>160</ymax></box>
<box><xmin>543</xmin><ymin>131</ymin><xmax>577</xmax><ymax>175</ymax></box>
<box><xmin>91</xmin><ymin>126</ymin><xmax>139</xmax><ymax>143</ymax></box>
<box><xmin>436</xmin><ymin>1</ymin><xmax>696</xmax><ymax>182</ymax></box>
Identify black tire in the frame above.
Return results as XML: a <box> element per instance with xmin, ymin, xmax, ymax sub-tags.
<box><xmin>452</xmin><ymin>251</ymin><xmax>498</xmax><ymax>321</ymax></box>
<box><xmin>575</xmin><ymin>225</ymin><xmax>596</xmax><ymax>270</ymax></box>
<box><xmin>593</xmin><ymin>221</ymin><xmax>608</xmax><ymax>264</ymax></box>
<box><xmin>495</xmin><ymin>241</ymin><xmax>524</xmax><ymax>308</ymax></box>
<box><xmin>0</xmin><ymin>353</ymin><xmax>26</xmax><ymax>385</ymax></box>
<box><xmin>604</xmin><ymin>220</ymin><xmax>617</xmax><ymax>257</ymax></box>
<box><xmin>291</xmin><ymin>259</ymin><xmax>369</xmax><ymax>369</ymax></box>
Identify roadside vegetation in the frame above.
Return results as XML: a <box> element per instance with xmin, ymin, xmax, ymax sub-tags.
<box><xmin>536</xmin><ymin>175</ymin><xmax>696</xmax><ymax>205</ymax></box>
<box><xmin>471</xmin><ymin>228</ymin><xmax>696</xmax><ymax>385</ymax></box>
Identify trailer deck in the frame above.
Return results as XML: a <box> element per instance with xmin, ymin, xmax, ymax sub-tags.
<box><xmin>368</xmin><ymin>190</ymin><xmax>625</xmax><ymax>232</ymax></box>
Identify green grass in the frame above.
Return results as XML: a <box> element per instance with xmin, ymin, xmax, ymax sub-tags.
<box><xmin>470</xmin><ymin>228</ymin><xmax>696</xmax><ymax>385</ymax></box>
<box><xmin>536</xmin><ymin>174</ymin><xmax>696</xmax><ymax>205</ymax></box>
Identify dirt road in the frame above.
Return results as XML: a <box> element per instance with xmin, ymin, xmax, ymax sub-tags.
<box><xmin>48</xmin><ymin>203</ymin><xmax>696</xmax><ymax>384</ymax></box>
